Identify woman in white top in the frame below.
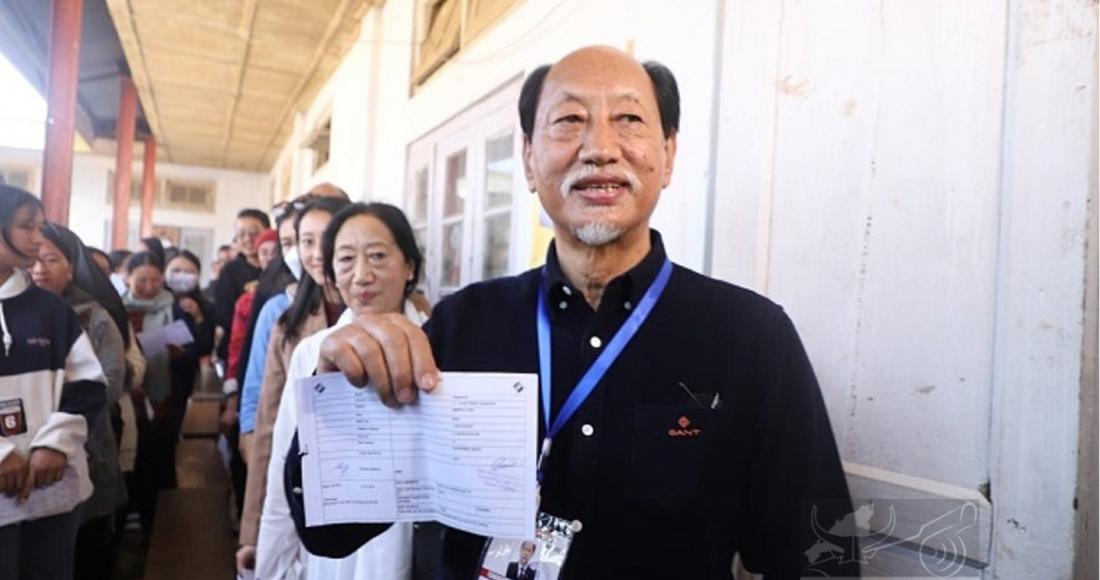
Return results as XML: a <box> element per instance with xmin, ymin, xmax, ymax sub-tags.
<box><xmin>256</xmin><ymin>202</ymin><xmax>428</xmax><ymax>580</ymax></box>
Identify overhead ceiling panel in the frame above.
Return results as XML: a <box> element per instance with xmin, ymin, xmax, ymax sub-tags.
<box><xmin>105</xmin><ymin>0</ymin><xmax>373</xmax><ymax>171</ymax></box>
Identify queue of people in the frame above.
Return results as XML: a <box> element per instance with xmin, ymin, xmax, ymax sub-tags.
<box><xmin>0</xmin><ymin>178</ymin><xmax>418</xmax><ymax>579</ymax></box>
<box><xmin>1</xmin><ymin>46</ymin><xmax>854</xmax><ymax>580</ymax></box>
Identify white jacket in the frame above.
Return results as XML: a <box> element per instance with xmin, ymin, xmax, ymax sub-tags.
<box><xmin>0</xmin><ymin>270</ymin><xmax>106</xmax><ymax>522</ymax></box>
<box><xmin>256</xmin><ymin>303</ymin><xmax>428</xmax><ymax>580</ymax></box>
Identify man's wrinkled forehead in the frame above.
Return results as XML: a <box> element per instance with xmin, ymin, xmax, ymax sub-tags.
<box><xmin>539</xmin><ymin>49</ymin><xmax>657</xmax><ymax>112</ymax></box>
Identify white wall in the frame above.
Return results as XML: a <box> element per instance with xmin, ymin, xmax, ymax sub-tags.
<box><xmin>0</xmin><ymin>145</ymin><xmax>270</xmax><ymax>272</ymax></box>
<box><xmin>712</xmin><ymin>0</ymin><xmax>1095</xmax><ymax>576</ymax></box>
<box><xmin>69</xmin><ymin>152</ymin><xmax>271</xmax><ymax>264</ymax></box>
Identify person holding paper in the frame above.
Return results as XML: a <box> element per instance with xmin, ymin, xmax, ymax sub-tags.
<box><xmin>161</xmin><ymin>250</ymin><xmax>215</xmax><ymax>483</ymax></box>
<box><xmin>123</xmin><ymin>250</ymin><xmax>213</xmax><ymax>500</ymax></box>
<box><xmin>254</xmin><ymin>202</ymin><xmax>427</xmax><ymax>580</ymax></box>
<box><xmin>33</xmin><ymin>223</ymin><xmax>130</xmax><ymax>579</ymax></box>
<box><xmin>309</xmin><ymin>47</ymin><xmax>857</xmax><ymax>579</ymax></box>
<box><xmin>0</xmin><ymin>186</ymin><xmax>107</xmax><ymax>580</ymax></box>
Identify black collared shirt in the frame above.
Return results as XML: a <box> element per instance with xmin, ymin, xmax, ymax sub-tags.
<box><xmin>212</xmin><ymin>253</ymin><xmax>261</xmax><ymax>360</ymax></box>
<box><xmin>296</xmin><ymin>231</ymin><xmax>856</xmax><ymax>578</ymax></box>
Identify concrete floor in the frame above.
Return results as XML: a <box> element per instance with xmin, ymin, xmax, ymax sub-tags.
<box><xmin>112</xmin><ymin>396</ymin><xmax>236</xmax><ymax>580</ymax></box>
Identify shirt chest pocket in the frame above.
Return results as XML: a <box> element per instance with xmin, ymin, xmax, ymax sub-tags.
<box><xmin>628</xmin><ymin>404</ymin><xmax>718</xmax><ymax>519</ymax></box>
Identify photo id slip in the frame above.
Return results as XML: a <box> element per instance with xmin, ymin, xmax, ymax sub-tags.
<box><xmin>295</xmin><ymin>371</ymin><xmax>539</xmax><ymax>539</ymax></box>
<box><xmin>478</xmin><ymin>512</ymin><xmax>581</xmax><ymax>580</ymax></box>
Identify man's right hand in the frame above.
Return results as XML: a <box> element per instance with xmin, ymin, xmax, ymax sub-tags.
<box><xmin>0</xmin><ymin>452</ymin><xmax>27</xmax><ymax>496</ymax></box>
<box><xmin>235</xmin><ymin>545</ymin><xmax>256</xmax><ymax>574</ymax></box>
<box><xmin>317</xmin><ymin>312</ymin><xmax>440</xmax><ymax>407</ymax></box>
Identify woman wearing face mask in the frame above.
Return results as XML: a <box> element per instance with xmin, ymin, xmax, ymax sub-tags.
<box><xmin>32</xmin><ymin>224</ymin><xmax>130</xmax><ymax>580</ymax></box>
<box><xmin>236</xmin><ymin>196</ymin><xmax>349</xmax><ymax>575</ymax></box>
<box><xmin>162</xmin><ymin>250</ymin><xmax>215</xmax><ymax>468</ymax></box>
<box><xmin>0</xmin><ymin>186</ymin><xmax>107</xmax><ymax>580</ymax></box>
<box><xmin>255</xmin><ymin>202</ymin><xmax>427</xmax><ymax>579</ymax></box>
<box><xmin>123</xmin><ymin>250</ymin><xmax>213</xmax><ymax>493</ymax></box>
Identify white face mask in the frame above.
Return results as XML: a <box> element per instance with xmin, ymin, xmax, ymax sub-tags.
<box><xmin>165</xmin><ymin>271</ymin><xmax>199</xmax><ymax>294</ymax></box>
<box><xmin>283</xmin><ymin>246</ymin><xmax>303</xmax><ymax>281</ymax></box>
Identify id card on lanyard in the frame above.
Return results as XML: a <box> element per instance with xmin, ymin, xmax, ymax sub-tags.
<box><xmin>477</xmin><ymin>259</ymin><xmax>673</xmax><ymax>579</ymax></box>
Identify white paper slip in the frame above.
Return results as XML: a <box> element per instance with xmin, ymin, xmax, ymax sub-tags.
<box><xmin>137</xmin><ymin>319</ymin><xmax>195</xmax><ymax>357</ymax></box>
<box><xmin>0</xmin><ymin>466</ymin><xmax>83</xmax><ymax>527</ymax></box>
<box><xmin>297</xmin><ymin>371</ymin><xmax>538</xmax><ymax>540</ymax></box>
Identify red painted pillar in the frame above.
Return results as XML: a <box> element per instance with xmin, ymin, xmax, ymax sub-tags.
<box><xmin>111</xmin><ymin>77</ymin><xmax>137</xmax><ymax>250</ymax></box>
<box><xmin>39</xmin><ymin>0</ymin><xmax>84</xmax><ymax>226</ymax></box>
<box><xmin>139</xmin><ymin>135</ymin><xmax>156</xmax><ymax>238</ymax></box>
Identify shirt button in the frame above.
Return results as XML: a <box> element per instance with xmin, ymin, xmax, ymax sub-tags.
<box><xmin>581</xmin><ymin>424</ymin><xmax>594</xmax><ymax>436</ymax></box>
<box><xmin>624</xmin><ymin>301</ymin><xmax>633</xmax><ymax>311</ymax></box>
<box><xmin>562</xmin><ymin>285</ymin><xmax>573</xmax><ymax>296</ymax></box>
<box><xmin>558</xmin><ymin>300</ymin><xmax>568</xmax><ymax>310</ymax></box>
<box><xmin>589</xmin><ymin>336</ymin><xmax>602</xmax><ymax>349</ymax></box>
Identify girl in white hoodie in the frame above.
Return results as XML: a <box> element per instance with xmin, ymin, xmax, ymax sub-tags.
<box><xmin>0</xmin><ymin>185</ymin><xmax>107</xmax><ymax>580</ymax></box>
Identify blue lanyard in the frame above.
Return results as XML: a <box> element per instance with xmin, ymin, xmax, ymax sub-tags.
<box><xmin>535</xmin><ymin>258</ymin><xmax>673</xmax><ymax>481</ymax></box>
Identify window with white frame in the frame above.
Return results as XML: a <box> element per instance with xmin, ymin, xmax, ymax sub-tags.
<box><xmin>161</xmin><ymin>178</ymin><xmax>216</xmax><ymax>212</ymax></box>
<box><xmin>105</xmin><ymin>173</ymin><xmax>216</xmax><ymax>213</ymax></box>
<box><xmin>405</xmin><ymin>78</ymin><xmax>529</xmax><ymax>302</ymax></box>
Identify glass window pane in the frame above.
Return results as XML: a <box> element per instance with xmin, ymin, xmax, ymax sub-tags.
<box><xmin>442</xmin><ymin>221</ymin><xmax>463</xmax><ymax>287</ymax></box>
<box><xmin>413</xmin><ymin>168</ymin><xmax>429</xmax><ymax>224</ymax></box>
<box><xmin>444</xmin><ymin>150</ymin><xmax>467</xmax><ymax>218</ymax></box>
<box><xmin>484</xmin><ymin>133</ymin><xmax>513</xmax><ymax>209</ymax></box>
<box><xmin>482</xmin><ymin>212</ymin><xmax>510</xmax><ymax>280</ymax></box>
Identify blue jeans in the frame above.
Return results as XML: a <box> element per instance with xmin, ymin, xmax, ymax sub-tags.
<box><xmin>0</xmin><ymin>510</ymin><xmax>80</xmax><ymax>580</ymax></box>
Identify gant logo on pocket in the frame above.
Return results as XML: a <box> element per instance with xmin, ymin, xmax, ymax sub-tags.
<box><xmin>668</xmin><ymin>415</ymin><xmax>702</xmax><ymax>437</ymax></box>
<box><xmin>26</xmin><ymin>337</ymin><xmax>51</xmax><ymax>348</ymax></box>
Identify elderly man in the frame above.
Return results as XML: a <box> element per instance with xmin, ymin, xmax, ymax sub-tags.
<box><xmin>303</xmin><ymin>46</ymin><xmax>856</xmax><ymax>578</ymax></box>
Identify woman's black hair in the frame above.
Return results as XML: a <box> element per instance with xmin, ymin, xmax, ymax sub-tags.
<box><xmin>108</xmin><ymin>249</ymin><xmax>132</xmax><ymax>271</ymax></box>
<box><xmin>41</xmin><ymin>222</ymin><xmax>131</xmax><ymax>345</ymax></box>
<box><xmin>0</xmin><ymin>184</ymin><xmax>43</xmax><ymax>259</ymax></box>
<box><xmin>274</xmin><ymin>203</ymin><xmax>299</xmax><ymax>230</ymax></box>
<box><xmin>140</xmin><ymin>237</ymin><xmax>166</xmax><ymax>266</ymax></box>
<box><xmin>126</xmin><ymin>250</ymin><xmax>164</xmax><ymax>274</ymax></box>
<box><xmin>86</xmin><ymin>247</ymin><xmax>111</xmax><ymax>272</ymax></box>
<box><xmin>322</xmin><ymin>202</ymin><xmax>423</xmax><ymax>298</ymax></box>
<box><xmin>165</xmin><ymin>248</ymin><xmax>202</xmax><ymax>273</ymax></box>
<box><xmin>277</xmin><ymin>196</ymin><xmax>350</xmax><ymax>344</ymax></box>
<box><xmin>163</xmin><ymin>248</ymin><xmax>211</xmax><ymax>318</ymax></box>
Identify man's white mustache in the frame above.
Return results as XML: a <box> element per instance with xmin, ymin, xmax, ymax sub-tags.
<box><xmin>560</xmin><ymin>165</ymin><xmax>642</xmax><ymax>198</ymax></box>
